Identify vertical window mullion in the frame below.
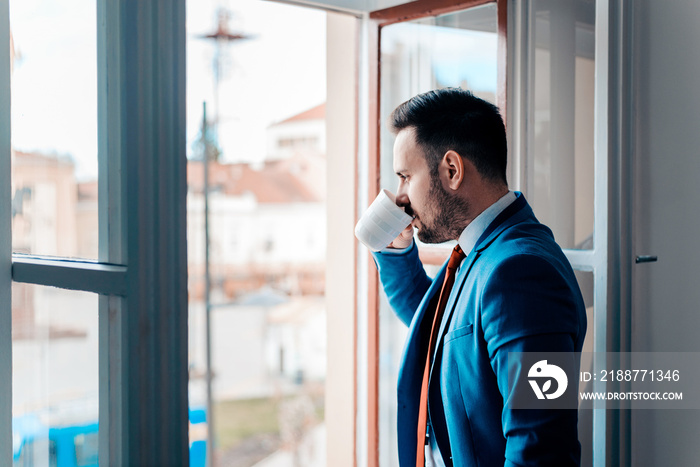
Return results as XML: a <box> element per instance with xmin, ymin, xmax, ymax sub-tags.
<box><xmin>97</xmin><ymin>0</ymin><xmax>125</xmax><ymax>464</ymax></box>
<box><xmin>97</xmin><ymin>0</ymin><xmax>188</xmax><ymax>464</ymax></box>
<box><xmin>98</xmin><ymin>295</ymin><xmax>123</xmax><ymax>466</ymax></box>
<box><xmin>592</xmin><ymin>0</ymin><xmax>611</xmax><ymax>464</ymax></box>
<box><xmin>120</xmin><ymin>0</ymin><xmax>188</xmax><ymax>464</ymax></box>
<box><xmin>0</xmin><ymin>0</ymin><xmax>11</xmax><ymax>463</ymax></box>
<box><xmin>97</xmin><ymin>0</ymin><xmax>125</xmax><ymax>266</ymax></box>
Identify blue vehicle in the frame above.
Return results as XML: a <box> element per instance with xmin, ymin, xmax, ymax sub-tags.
<box><xmin>13</xmin><ymin>408</ymin><xmax>207</xmax><ymax>467</ymax></box>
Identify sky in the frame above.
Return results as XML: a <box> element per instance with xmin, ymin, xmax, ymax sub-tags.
<box><xmin>186</xmin><ymin>0</ymin><xmax>326</xmax><ymax>164</ymax></box>
<box><xmin>10</xmin><ymin>0</ymin><xmax>98</xmax><ymax>179</ymax></box>
<box><xmin>9</xmin><ymin>0</ymin><xmax>327</xmax><ymax>180</ymax></box>
<box><xmin>9</xmin><ymin>0</ymin><xmax>499</xmax><ymax>180</ymax></box>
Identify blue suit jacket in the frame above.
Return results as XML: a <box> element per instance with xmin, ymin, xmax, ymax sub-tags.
<box><xmin>372</xmin><ymin>193</ymin><xmax>586</xmax><ymax>467</ymax></box>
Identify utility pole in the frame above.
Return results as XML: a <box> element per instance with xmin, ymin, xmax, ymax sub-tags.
<box><xmin>201</xmin><ymin>101</ymin><xmax>215</xmax><ymax>467</ymax></box>
<box><xmin>198</xmin><ymin>9</ymin><xmax>251</xmax><ymax>467</ymax></box>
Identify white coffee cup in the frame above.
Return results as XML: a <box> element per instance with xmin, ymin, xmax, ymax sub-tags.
<box><xmin>355</xmin><ymin>189</ymin><xmax>413</xmax><ymax>252</ymax></box>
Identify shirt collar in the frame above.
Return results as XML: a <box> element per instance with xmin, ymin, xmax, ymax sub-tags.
<box><xmin>458</xmin><ymin>190</ymin><xmax>517</xmax><ymax>255</ymax></box>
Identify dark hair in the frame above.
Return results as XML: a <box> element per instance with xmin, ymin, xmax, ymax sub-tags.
<box><xmin>390</xmin><ymin>88</ymin><xmax>507</xmax><ymax>185</ymax></box>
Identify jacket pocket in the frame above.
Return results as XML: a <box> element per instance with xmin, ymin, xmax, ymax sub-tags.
<box><xmin>444</xmin><ymin>323</ymin><xmax>473</xmax><ymax>343</ymax></box>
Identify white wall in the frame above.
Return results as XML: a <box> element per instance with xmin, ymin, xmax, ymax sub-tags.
<box><xmin>187</xmin><ymin>193</ymin><xmax>326</xmax><ymax>266</ymax></box>
<box><xmin>266</xmin><ymin>119</ymin><xmax>326</xmax><ymax>160</ymax></box>
<box><xmin>631</xmin><ymin>1</ymin><xmax>700</xmax><ymax>465</ymax></box>
<box><xmin>324</xmin><ymin>10</ymin><xmax>357</xmax><ymax>467</ymax></box>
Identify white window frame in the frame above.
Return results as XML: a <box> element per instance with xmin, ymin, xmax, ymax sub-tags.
<box><xmin>509</xmin><ymin>0</ymin><xmax>632</xmax><ymax>464</ymax></box>
<box><xmin>0</xmin><ymin>0</ymin><xmax>11</xmax><ymax>461</ymax></box>
<box><xmin>0</xmin><ymin>0</ymin><xmax>189</xmax><ymax>464</ymax></box>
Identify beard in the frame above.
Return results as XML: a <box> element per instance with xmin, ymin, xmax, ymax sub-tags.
<box><xmin>416</xmin><ymin>175</ymin><xmax>472</xmax><ymax>244</ymax></box>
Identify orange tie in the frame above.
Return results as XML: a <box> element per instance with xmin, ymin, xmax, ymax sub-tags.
<box><xmin>416</xmin><ymin>245</ymin><xmax>466</xmax><ymax>467</ymax></box>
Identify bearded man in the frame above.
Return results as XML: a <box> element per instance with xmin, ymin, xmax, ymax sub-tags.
<box><xmin>372</xmin><ymin>88</ymin><xmax>586</xmax><ymax>467</ymax></box>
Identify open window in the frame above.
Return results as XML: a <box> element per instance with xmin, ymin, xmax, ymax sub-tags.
<box><xmin>360</xmin><ymin>0</ymin><xmax>611</xmax><ymax>466</ymax></box>
<box><xmin>0</xmin><ymin>0</ymin><xmax>620</xmax><ymax>465</ymax></box>
<box><xmin>361</xmin><ymin>1</ymin><xmax>507</xmax><ymax>465</ymax></box>
<box><xmin>2</xmin><ymin>0</ymin><xmax>189</xmax><ymax>464</ymax></box>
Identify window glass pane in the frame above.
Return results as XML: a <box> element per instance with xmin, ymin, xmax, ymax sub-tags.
<box><xmin>12</xmin><ymin>284</ymin><xmax>99</xmax><ymax>466</ymax></box>
<box><xmin>378</xmin><ymin>5</ymin><xmax>498</xmax><ymax>466</ymax></box>
<box><xmin>10</xmin><ymin>0</ymin><xmax>98</xmax><ymax>258</ymax></box>
<box><xmin>186</xmin><ymin>1</ymin><xmax>328</xmax><ymax>464</ymax></box>
<box><xmin>530</xmin><ymin>0</ymin><xmax>595</xmax><ymax>250</ymax></box>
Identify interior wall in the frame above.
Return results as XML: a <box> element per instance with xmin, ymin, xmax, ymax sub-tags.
<box><xmin>631</xmin><ymin>0</ymin><xmax>700</xmax><ymax>465</ymax></box>
<box><xmin>325</xmin><ymin>11</ymin><xmax>359</xmax><ymax>467</ymax></box>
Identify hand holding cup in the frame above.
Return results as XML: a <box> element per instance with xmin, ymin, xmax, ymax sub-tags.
<box><xmin>355</xmin><ymin>189</ymin><xmax>414</xmax><ymax>252</ymax></box>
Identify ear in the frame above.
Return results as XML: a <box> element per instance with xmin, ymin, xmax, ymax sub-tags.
<box><xmin>440</xmin><ymin>150</ymin><xmax>464</xmax><ymax>190</ymax></box>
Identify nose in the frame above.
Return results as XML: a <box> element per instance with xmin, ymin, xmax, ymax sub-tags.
<box><xmin>395</xmin><ymin>191</ymin><xmax>410</xmax><ymax>208</ymax></box>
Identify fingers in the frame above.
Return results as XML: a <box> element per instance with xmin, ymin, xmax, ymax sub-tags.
<box><xmin>388</xmin><ymin>224</ymin><xmax>414</xmax><ymax>249</ymax></box>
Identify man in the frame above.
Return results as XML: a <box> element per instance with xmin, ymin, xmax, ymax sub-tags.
<box><xmin>372</xmin><ymin>88</ymin><xmax>586</xmax><ymax>466</ymax></box>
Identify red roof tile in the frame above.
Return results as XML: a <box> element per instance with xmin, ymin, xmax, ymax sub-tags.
<box><xmin>187</xmin><ymin>160</ymin><xmax>321</xmax><ymax>204</ymax></box>
<box><xmin>273</xmin><ymin>103</ymin><xmax>326</xmax><ymax>126</ymax></box>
